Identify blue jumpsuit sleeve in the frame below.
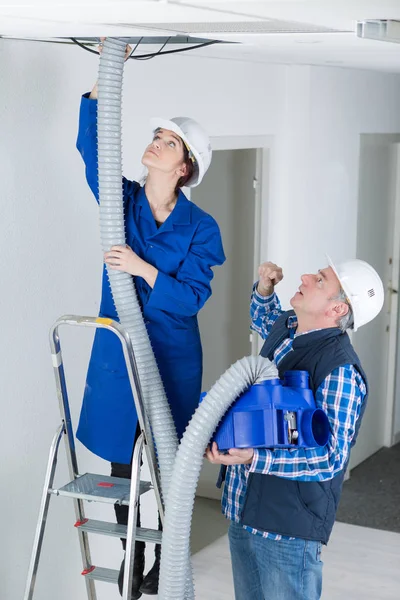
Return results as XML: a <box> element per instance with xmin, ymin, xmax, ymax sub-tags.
<box><xmin>76</xmin><ymin>93</ymin><xmax>139</xmax><ymax>203</ymax></box>
<box><xmin>76</xmin><ymin>93</ymin><xmax>100</xmax><ymax>201</ymax></box>
<box><xmin>147</xmin><ymin>216</ymin><xmax>226</xmax><ymax>316</ymax></box>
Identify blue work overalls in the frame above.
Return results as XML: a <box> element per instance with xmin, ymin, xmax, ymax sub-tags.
<box><xmin>76</xmin><ymin>94</ymin><xmax>226</xmax><ymax>464</ymax></box>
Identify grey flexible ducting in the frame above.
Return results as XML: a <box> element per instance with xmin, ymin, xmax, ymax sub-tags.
<box><xmin>158</xmin><ymin>356</ymin><xmax>279</xmax><ymax>600</ymax></box>
<box><xmin>97</xmin><ymin>38</ymin><xmax>195</xmax><ymax>599</ymax></box>
<box><xmin>97</xmin><ymin>38</ymin><xmax>178</xmax><ymax>496</ymax></box>
<box><xmin>97</xmin><ymin>38</ymin><xmax>278</xmax><ymax>600</ymax></box>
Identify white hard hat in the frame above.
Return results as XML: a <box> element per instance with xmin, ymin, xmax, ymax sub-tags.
<box><xmin>327</xmin><ymin>255</ymin><xmax>384</xmax><ymax>331</ymax></box>
<box><xmin>150</xmin><ymin>116</ymin><xmax>212</xmax><ymax>187</ymax></box>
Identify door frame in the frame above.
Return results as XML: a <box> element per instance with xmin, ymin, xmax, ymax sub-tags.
<box><xmin>384</xmin><ymin>143</ymin><xmax>400</xmax><ymax>447</ymax></box>
<box><xmin>210</xmin><ymin>135</ymin><xmax>274</xmax><ymax>355</ymax></box>
<box><xmin>193</xmin><ymin>135</ymin><xmax>273</xmax><ymax>500</ymax></box>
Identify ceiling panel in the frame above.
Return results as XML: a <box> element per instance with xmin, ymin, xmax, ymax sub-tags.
<box><xmin>169</xmin><ymin>0</ymin><xmax>400</xmax><ymax>29</ymax></box>
<box><xmin>2</xmin><ymin>0</ymin><xmax>400</xmax><ymax>73</ymax></box>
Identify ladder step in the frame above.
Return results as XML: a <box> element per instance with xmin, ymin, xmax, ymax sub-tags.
<box><xmin>51</xmin><ymin>473</ymin><xmax>152</xmax><ymax>505</ymax></box>
<box><xmin>75</xmin><ymin>519</ymin><xmax>162</xmax><ymax>544</ymax></box>
<box><xmin>82</xmin><ymin>566</ymin><xmax>119</xmax><ymax>585</ymax></box>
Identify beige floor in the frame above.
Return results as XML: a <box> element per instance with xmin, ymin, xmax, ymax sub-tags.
<box><xmin>94</xmin><ymin>497</ymin><xmax>399</xmax><ymax>599</ymax></box>
<box><xmin>191</xmin><ymin>518</ymin><xmax>400</xmax><ymax>600</ymax></box>
<box><xmin>191</xmin><ymin>496</ymin><xmax>229</xmax><ymax>553</ymax></box>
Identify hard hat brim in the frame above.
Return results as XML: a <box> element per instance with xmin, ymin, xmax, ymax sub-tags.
<box><xmin>149</xmin><ymin>117</ymin><xmax>203</xmax><ymax>187</ymax></box>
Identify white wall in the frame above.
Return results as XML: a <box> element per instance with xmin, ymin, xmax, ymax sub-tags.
<box><xmin>265</xmin><ymin>66</ymin><xmax>400</xmax><ymax>306</ymax></box>
<box><xmin>3</xmin><ymin>37</ymin><xmax>400</xmax><ymax>600</ymax></box>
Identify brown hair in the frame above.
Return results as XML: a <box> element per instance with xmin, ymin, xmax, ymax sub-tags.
<box><xmin>175</xmin><ymin>143</ymin><xmax>196</xmax><ymax>193</ymax></box>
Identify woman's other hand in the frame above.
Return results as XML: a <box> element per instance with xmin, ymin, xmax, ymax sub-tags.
<box><xmin>89</xmin><ymin>38</ymin><xmax>132</xmax><ymax>99</ymax></box>
<box><xmin>104</xmin><ymin>245</ymin><xmax>145</xmax><ymax>276</ymax></box>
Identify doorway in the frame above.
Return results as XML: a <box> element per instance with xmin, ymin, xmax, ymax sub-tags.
<box><xmin>191</xmin><ymin>146</ymin><xmax>267</xmax><ymax>499</ymax></box>
<box><xmin>352</xmin><ymin>135</ymin><xmax>400</xmax><ymax>469</ymax></box>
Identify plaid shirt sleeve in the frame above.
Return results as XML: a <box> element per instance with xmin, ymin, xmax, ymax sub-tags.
<box><xmin>250</xmin><ymin>285</ymin><xmax>284</xmax><ymax>340</ymax></box>
<box><xmin>248</xmin><ymin>365</ymin><xmax>366</xmax><ymax>481</ymax></box>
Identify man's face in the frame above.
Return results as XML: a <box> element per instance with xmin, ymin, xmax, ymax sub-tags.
<box><xmin>290</xmin><ymin>266</ymin><xmax>347</xmax><ymax>322</ymax></box>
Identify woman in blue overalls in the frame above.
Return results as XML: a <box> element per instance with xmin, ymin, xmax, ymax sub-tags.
<box><xmin>76</xmin><ymin>46</ymin><xmax>225</xmax><ymax>599</ymax></box>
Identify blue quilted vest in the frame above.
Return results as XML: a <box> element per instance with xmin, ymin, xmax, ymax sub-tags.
<box><xmin>240</xmin><ymin>311</ymin><xmax>368</xmax><ymax>544</ymax></box>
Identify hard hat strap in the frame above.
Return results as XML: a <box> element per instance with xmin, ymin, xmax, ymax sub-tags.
<box><xmin>183</xmin><ymin>140</ymin><xmax>197</xmax><ymax>164</ymax></box>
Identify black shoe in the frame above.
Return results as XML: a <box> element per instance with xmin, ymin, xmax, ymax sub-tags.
<box><xmin>139</xmin><ymin>544</ymin><xmax>161</xmax><ymax>595</ymax></box>
<box><xmin>118</xmin><ymin>542</ymin><xmax>145</xmax><ymax>599</ymax></box>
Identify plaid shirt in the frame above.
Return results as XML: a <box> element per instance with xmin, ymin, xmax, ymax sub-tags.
<box><xmin>221</xmin><ymin>287</ymin><xmax>367</xmax><ymax>540</ymax></box>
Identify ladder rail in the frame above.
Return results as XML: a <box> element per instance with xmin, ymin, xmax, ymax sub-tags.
<box><xmin>49</xmin><ymin>315</ymin><xmax>164</xmax><ymax>518</ymax></box>
<box><xmin>23</xmin><ymin>423</ymin><xmax>96</xmax><ymax>600</ymax></box>
<box><xmin>47</xmin><ymin>315</ymin><xmax>165</xmax><ymax>599</ymax></box>
<box><xmin>25</xmin><ymin>315</ymin><xmax>167</xmax><ymax>600</ymax></box>
<box><xmin>24</xmin><ymin>425</ymin><xmax>64</xmax><ymax>600</ymax></box>
<box><xmin>123</xmin><ymin>431</ymin><xmax>144</xmax><ymax>600</ymax></box>
<box><xmin>49</xmin><ymin>318</ymin><xmax>100</xmax><ymax>600</ymax></box>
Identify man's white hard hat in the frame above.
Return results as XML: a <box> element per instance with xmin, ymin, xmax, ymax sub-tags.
<box><xmin>327</xmin><ymin>255</ymin><xmax>385</xmax><ymax>331</ymax></box>
<box><xmin>150</xmin><ymin>116</ymin><xmax>212</xmax><ymax>187</ymax></box>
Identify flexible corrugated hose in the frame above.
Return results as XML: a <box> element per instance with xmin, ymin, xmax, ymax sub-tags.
<box><xmin>97</xmin><ymin>37</ymin><xmax>194</xmax><ymax>599</ymax></box>
<box><xmin>97</xmin><ymin>37</ymin><xmax>179</xmax><ymax>496</ymax></box>
<box><xmin>97</xmin><ymin>37</ymin><xmax>279</xmax><ymax>600</ymax></box>
<box><xmin>158</xmin><ymin>356</ymin><xmax>278</xmax><ymax>599</ymax></box>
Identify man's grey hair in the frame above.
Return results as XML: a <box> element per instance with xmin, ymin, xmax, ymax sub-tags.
<box><xmin>332</xmin><ymin>288</ymin><xmax>354</xmax><ymax>332</ymax></box>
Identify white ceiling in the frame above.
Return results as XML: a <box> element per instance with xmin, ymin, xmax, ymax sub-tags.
<box><xmin>2</xmin><ymin>1</ymin><xmax>400</xmax><ymax>73</ymax></box>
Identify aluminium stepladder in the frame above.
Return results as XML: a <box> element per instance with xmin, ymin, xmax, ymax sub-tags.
<box><xmin>24</xmin><ymin>315</ymin><xmax>165</xmax><ymax>600</ymax></box>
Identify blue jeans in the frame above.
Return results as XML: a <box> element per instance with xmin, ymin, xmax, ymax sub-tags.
<box><xmin>228</xmin><ymin>521</ymin><xmax>323</xmax><ymax>600</ymax></box>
